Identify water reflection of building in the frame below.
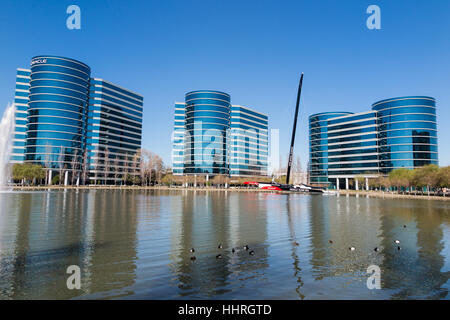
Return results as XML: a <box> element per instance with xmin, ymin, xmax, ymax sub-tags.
<box><xmin>81</xmin><ymin>190</ymin><xmax>139</xmax><ymax>298</ymax></box>
<box><xmin>307</xmin><ymin>195</ymin><xmax>449</xmax><ymax>299</ymax></box>
<box><xmin>0</xmin><ymin>190</ymin><xmax>139</xmax><ymax>299</ymax></box>
<box><xmin>308</xmin><ymin>195</ymin><xmax>384</xmax><ymax>281</ymax></box>
<box><xmin>169</xmin><ymin>191</ymin><xmax>269</xmax><ymax>297</ymax></box>
<box><xmin>379</xmin><ymin>200</ymin><xmax>450</xmax><ymax>299</ymax></box>
<box><xmin>0</xmin><ymin>193</ymin><xmax>31</xmax><ymax>298</ymax></box>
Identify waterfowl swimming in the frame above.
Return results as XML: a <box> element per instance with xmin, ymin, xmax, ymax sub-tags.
<box><xmin>190</xmin><ymin>256</ymin><xmax>196</xmax><ymax>261</ymax></box>
<box><xmin>374</xmin><ymin>247</ymin><xmax>379</xmax><ymax>252</ymax></box>
<box><xmin>244</xmin><ymin>245</ymin><xmax>249</xmax><ymax>250</ymax></box>
<box><xmin>216</xmin><ymin>254</ymin><xmax>222</xmax><ymax>259</ymax></box>
<box><xmin>329</xmin><ymin>240</ymin><xmax>333</xmax><ymax>244</ymax></box>
<box><xmin>190</xmin><ymin>248</ymin><xmax>195</xmax><ymax>253</ymax></box>
<box><xmin>294</xmin><ymin>242</ymin><xmax>299</xmax><ymax>246</ymax></box>
<box><xmin>349</xmin><ymin>247</ymin><xmax>356</xmax><ymax>251</ymax></box>
<box><xmin>231</xmin><ymin>248</ymin><xmax>235</xmax><ymax>253</ymax></box>
<box><xmin>403</xmin><ymin>225</ymin><xmax>407</xmax><ymax>228</ymax></box>
<box><xmin>249</xmin><ymin>250</ymin><xmax>255</xmax><ymax>255</ymax></box>
<box><xmin>394</xmin><ymin>240</ymin><xmax>400</xmax><ymax>244</ymax></box>
<box><xmin>397</xmin><ymin>246</ymin><xmax>401</xmax><ymax>251</ymax></box>
<box><xmin>218</xmin><ymin>244</ymin><xmax>223</xmax><ymax>249</ymax></box>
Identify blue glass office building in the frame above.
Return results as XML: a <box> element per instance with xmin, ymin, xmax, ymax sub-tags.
<box><xmin>11</xmin><ymin>68</ymin><xmax>31</xmax><ymax>163</ymax></box>
<box><xmin>229</xmin><ymin>105</ymin><xmax>268</xmax><ymax>176</ymax></box>
<box><xmin>26</xmin><ymin>56</ymin><xmax>90</xmax><ymax>171</ymax></box>
<box><xmin>309</xmin><ymin>111</ymin><xmax>355</xmax><ymax>186</ymax></box>
<box><xmin>87</xmin><ymin>78</ymin><xmax>143</xmax><ymax>184</ymax></box>
<box><xmin>11</xmin><ymin>55</ymin><xmax>143</xmax><ymax>184</ymax></box>
<box><xmin>172</xmin><ymin>91</ymin><xmax>268</xmax><ymax>177</ymax></box>
<box><xmin>372</xmin><ymin>96</ymin><xmax>438</xmax><ymax>174</ymax></box>
<box><xmin>184</xmin><ymin>90</ymin><xmax>230</xmax><ymax>175</ymax></box>
<box><xmin>172</xmin><ymin>102</ymin><xmax>186</xmax><ymax>175</ymax></box>
<box><xmin>309</xmin><ymin>96</ymin><xmax>438</xmax><ymax>189</ymax></box>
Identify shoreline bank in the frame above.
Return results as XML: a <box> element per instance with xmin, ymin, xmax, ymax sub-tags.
<box><xmin>338</xmin><ymin>190</ymin><xmax>449</xmax><ymax>201</ymax></box>
<box><xmin>8</xmin><ymin>185</ymin><xmax>450</xmax><ymax>201</ymax></box>
<box><xmin>11</xmin><ymin>185</ymin><xmax>275</xmax><ymax>193</ymax></box>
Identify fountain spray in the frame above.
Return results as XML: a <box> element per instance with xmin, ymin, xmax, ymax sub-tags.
<box><xmin>0</xmin><ymin>103</ymin><xmax>16</xmax><ymax>186</ymax></box>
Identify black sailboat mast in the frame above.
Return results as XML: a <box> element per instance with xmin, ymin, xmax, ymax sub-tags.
<box><xmin>285</xmin><ymin>73</ymin><xmax>304</xmax><ymax>185</ymax></box>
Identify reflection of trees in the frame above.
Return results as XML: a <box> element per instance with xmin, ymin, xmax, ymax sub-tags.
<box><xmin>379</xmin><ymin>200</ymin><xmax>450</xmax><ymax>299</ymax></box>
<box><xmin>307</xmin><ymin>195</ymin><xmax>384</xmax><ymax>285</ymax></box>
<box><xmin>308</xmin><ymin>195</ymin><xmax>332</xmax><ymax>280</ymax></box>
<box><xmin>170</xmin><ymin>191</ymin><xmax>231</xmax><ymax>297</ymax></box>
<box><xmin>85</xmin><ymin>190</ymin><xmax>139</xmax><ymax>298</ymax></box>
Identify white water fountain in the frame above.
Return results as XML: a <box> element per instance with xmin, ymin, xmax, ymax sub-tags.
<box><xmin>0</xmin><ymin>103</ymin><xmax>16</xmax><ymax>187</ymax></box>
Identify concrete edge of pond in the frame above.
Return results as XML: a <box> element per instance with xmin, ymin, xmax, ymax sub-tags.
<box><xmin>7</xmin><ymin>186</ymin><xmax>450</xmax><ymax>201</ymax></box>
<box><xmin>338</xmin><ymin>190</ymin><xmax>450</xmax><ymax>201</ymax></box>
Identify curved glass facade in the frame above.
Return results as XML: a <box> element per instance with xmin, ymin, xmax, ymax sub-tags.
<box><xmin>184</xmin><ymin>90</ymin><xmax>231</xmax><ymax>174</ymax></box>
<box><xmin>372</xmin><ymin>96</ymin><xmax>438</xmax><ymax>174</ymax></box>
<box><xmin>10</xmin><ymin>55</ymin><xmax>143</xmax><ymax>185</ymax></box>
<box><xmin>172</xmin><ymin>94</ymin><xmax>268</xmax><ymax>177</ymax></box>
<box><xmin>309</xmin><ymin>96</ymin><xmax>439</xmax><ymax>188</ymax></box>
<box><xmin>25</xmin><ymin>55</ymin><xmax>90</xmax><ymax>170</ymax></box>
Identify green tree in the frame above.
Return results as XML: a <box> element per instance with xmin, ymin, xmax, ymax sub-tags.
<box><xmin>379</xmin><ymin>176</ymin><xmax>391</xmax><ymax>191</ymax></box>
<box><xmin>389</xmin><ymin>168</ymin><xmax>414</xmax><ymax>193</ymax></box>
<box><xmin>412</xmin><ymin>164</ymin><xmax>439</xmax><ymax>195</ymax></box>
<box><xmin>12</xmin><ymin>163</ymin><xmax>25</xmax><ymax>184</ymax></box>
<box><xmin>355</xmin><ymin>175</ymin><xmax>365</xmax><ymax>190</ymax></box>
<box><xmin>32</xmin><ymin>164</ymin><xmax>46</xmax><ymax>184</ymax></box>
<box><xmin>12</xmin><ymin>163</ymin><xmax>45</xmax><ymax>185</ymax></box>
<box><xmin>161</xmin><ymin>173</ymin><xmax>173</xmax><ymax>186</ymax></box>
<box><xmin>437</xmin><ymin>166</ymin><xmax>450</xmax><ymax>188</ymax></box>
<box><xmin>52</xmin><ymin>175</ymin><xmax>60</xmax><ymax>185</ymax></box>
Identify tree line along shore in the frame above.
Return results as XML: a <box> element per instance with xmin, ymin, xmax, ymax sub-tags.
<box><xmin>9</xmin><ymin>163</ymin><xmax>450</xmax><ymax>198</ymax></box>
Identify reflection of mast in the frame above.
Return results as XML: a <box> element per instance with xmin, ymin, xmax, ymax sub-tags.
<box><xmin>285</xmin><ymin>194</ymin><xmax>304</xmax><ymax>298</ymax></box>
<box><xmin>286</xmin><ymin>73</ymin><xmax>304</xmax><ymax>185</ymax></box>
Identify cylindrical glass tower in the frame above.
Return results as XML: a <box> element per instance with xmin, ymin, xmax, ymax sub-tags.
<box><xmin>372</xmin><ymin>96</ymin><xmax>438</xmax><ymax>174</ymax></box>
<box><xmin>184</xmin><ymin>90</ymin><xmax>231</xmax><ymax>175</ymax></box>
<box><xmin>25</xmin><ymin>55</ymin><xmax>90</xmax><ymax>171</ymax></box>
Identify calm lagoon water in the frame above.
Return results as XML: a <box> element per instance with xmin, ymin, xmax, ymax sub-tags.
<box><xmin>0</xmin><ymin>189</ymin><xmax>449</xmax><ymax>300</ymax></box>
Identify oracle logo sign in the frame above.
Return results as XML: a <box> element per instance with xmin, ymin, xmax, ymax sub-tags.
<box><xmin>31</xmin><ymin>58</ymin><xmax>47</xmax><ymax>66</ymax></box>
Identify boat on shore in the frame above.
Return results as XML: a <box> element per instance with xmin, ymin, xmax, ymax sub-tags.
<box><xmin>291</xmin><ymin>183</ymin><xmax>328</xmax><ymax>193</ymax></box>
<box><xmin>244</xmin><ymin>181</ymin><xmax>330</xmax><ymax>194</ymax></box>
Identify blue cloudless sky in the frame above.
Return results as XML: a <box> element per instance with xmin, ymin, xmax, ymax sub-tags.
<box><xmin>0</xmin><ymin>0</ymin><xmax>449</xmax><ymax>168</ymax></box>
